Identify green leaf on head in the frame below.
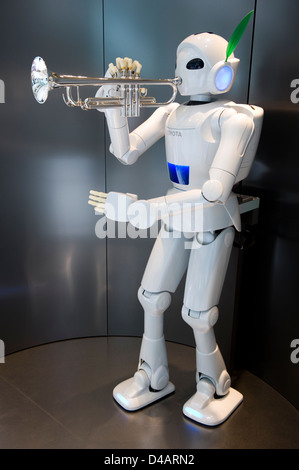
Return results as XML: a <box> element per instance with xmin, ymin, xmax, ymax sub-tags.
<box><xmin>226</xmin><ymin>10</ymin><xmax>254</xmax><ymax>62</ymax></box>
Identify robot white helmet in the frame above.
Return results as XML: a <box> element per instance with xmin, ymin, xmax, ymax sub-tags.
<box><xmin>175</xmin><ymin>32</ymin><xmax>239</xmax><ymax>97</ymax></box>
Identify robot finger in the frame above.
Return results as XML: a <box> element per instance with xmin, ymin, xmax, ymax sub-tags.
<box><xmin>88</xmin><ymin>199</ymin><xmax>105</xmax><ymax>207</ymax></box>
<box><xmin>116</xmin><ymin>57</ymin><xmax>126</xmax><ymax>72</ymax></box>
<box><xmin>124</xmin><ymin>57</ymin><xmax>133</xmax><ymax>70</ymax></box>
<box><xmin>90</xmin><ymin>189</ymin><xmax>107</xmax><ymax>198</ymax></box>
<box><xmin>94</xmin><ymin>206</ymin><xmax>106</xmax><ymax>214</ymax></box>
<box><xmin>132</xmin><ymin>60</ymin><xmax>142</xmax><ymax>76</ymax></box>
<box><xmin>88</xmin><ymin>199</ymin><xmax>106</xmax><ymax>213</ymax></box>
<box><xmin>108</xmin><ymin>63</ymin><xmax>118</xmax><ymax>78</ymax></box>
<box><xmin>88</xmin><ymin>190</ymin><xmax>107</xmax><ymax>213</ymax></box>
<box><xmin>89</xmin><ymin>195</ymin><xmax>106</xmax><ymax>203</ymax></box>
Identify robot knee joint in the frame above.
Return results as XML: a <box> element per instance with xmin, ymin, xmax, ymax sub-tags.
<box><xmin>182</xmin><ymin>305</ymin><xmax>219</xmax><ymax>332</ymax></box>
<box><xmin>138</xmin><ymin>286</ymin><xmax>171</xmax><ymax>316</ymax></box>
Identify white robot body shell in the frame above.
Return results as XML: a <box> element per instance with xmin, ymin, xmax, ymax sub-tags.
<box><xmin>104</xmin><ymin>100</ymin><xmax>263</xmax><ymax>233</ymax></box>
<box><xmin>165</xmin><ymin>100</ymin><xmax>263</xmax><ymax>191</ymax></box>
<box><xmin>95</xmin><ymin>29</ymin><xmax>263</xmax><ymax>425</ymax></box>
<box><xmin>165</xmin><ymin>100</ymin><xmax>226</xmax><ymax>191</ymax></box>
<box><xmin>227</xmin><ymin>102</ymin><xmax>264</xmax><ymax>182</ymax></box>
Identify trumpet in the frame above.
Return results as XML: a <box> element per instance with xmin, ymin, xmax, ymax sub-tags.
<box><xmin>31</xmin><ymin>56</ymin><xmax>181</xmax><ymax>117</ymax></box>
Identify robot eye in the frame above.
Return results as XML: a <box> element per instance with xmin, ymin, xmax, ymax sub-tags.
<box><xmin>186</xmin><ymin>58</ymin><xmax>204</xmax><ymax>70</ymax></box>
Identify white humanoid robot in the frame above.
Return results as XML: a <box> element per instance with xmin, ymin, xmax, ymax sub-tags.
<box><xmin>89</xmin><ymin>29</ymin><xmax>263</xmax><ymax>425</ymax></box>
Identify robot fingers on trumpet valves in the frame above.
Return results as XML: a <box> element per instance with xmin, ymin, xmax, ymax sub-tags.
<box><xmin>113</xmin><ymin>57</ymin><xmax>142</xmax><ymax>77</ymax></box>
<box><xmin>96</xmin><ymin>57</ymin><xmax>146</xmax><ymax>100</ymax></box>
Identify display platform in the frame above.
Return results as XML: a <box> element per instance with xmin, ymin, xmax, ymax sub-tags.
<box><xmin>0</xmin><ymin>337</ymin><xmax>298</xmax><ymax>449</ymax></box>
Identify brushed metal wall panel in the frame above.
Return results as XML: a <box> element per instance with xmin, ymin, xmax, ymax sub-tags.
<box><xmin>239</xmin><ymin>0</ymin><xmax>299</xmax><ymax>408</ymax></box>
<box><xmin>0</xmin><ymin>0</ymin><xmax>107</xmax><ymax>353</ymax></box>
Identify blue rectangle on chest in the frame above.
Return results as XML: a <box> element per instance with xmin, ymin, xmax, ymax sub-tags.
<box><xmin>167</xmin><ymin>162</ymin><xmax>190</xmax><ymax>185</ymax></box>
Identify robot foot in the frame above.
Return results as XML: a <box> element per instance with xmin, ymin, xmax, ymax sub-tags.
<box><xmin>183</xmin><ymin>378</ymin><xmax>243</xmax><ymax>426</ymax></box>
<box><xmin>113</xmin><ymin>370</ymin><xmax>175</xmax><ymax>411</ymax></box>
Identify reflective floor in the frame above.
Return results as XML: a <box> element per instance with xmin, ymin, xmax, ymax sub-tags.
<box><xmin>0</xmin><ymin>337</ymin><xmax>298</xmax><ymax>449</ymax></box>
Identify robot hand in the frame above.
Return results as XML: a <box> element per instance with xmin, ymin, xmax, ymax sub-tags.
<box><xmin>88</xmin><ymin>189</ymin><xmax>138</xmax><ymax>223</ymax></box>
<box><xmin>110</xmin><ymin>57</ymin><xmax>142</xmax><ymax>79</ymax></box>
<box><xmin>95</xmin><ymin>57</ymin><xmax>145</xmax><ymax>104</ymax></box>
<box><xmin>88</xmin><ymin>190</ymin><xmax>160</xmax><ymax>229</ymax></box>
<box><xmin>95</xmin><ymin>57</ymin><xmax>150</xmax><ymax>164</ymax></box>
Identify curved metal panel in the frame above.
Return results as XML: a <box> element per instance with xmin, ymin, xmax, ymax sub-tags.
<box><xmin>0</xmin><ymin>0</ymin><xmax>107</xmax><ymax>353</ymax></box>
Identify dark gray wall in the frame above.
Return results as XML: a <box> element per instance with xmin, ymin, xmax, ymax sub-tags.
<box><xmin>0</xmin><ymin>0</ymin><xmax>107</xmax><ymax>352</ymax></box>
<box><xmin>237</xmin><ymin>0</ymin><xmax>299</xmax><ymax>409</ymax></box>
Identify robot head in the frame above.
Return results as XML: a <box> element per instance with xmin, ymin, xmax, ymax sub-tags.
<box><xmin>175</xmin><ymin>32</ymin><xmax>240</xmax><ymax>97</ymax></box>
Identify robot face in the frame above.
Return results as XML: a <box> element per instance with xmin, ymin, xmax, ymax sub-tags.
<box><xmin>175</xmin><ymin>33</ymin><xmax>239</xmax><ymax>97</ymax></box>
<box><xmin>175</xmin><ymin>45</ymin><xmax>209</xmax><ymax>96</ymax></box>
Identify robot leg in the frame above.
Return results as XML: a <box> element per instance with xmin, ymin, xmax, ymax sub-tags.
<box><xmin>182</xmin><ymin>227</ymin><xmax>243</xmax><ymax>425</ymax></box>
<box><xmin>113</xmin><ymin>223</ymin><xmax>190</xmax><ymax>411</ymax></box>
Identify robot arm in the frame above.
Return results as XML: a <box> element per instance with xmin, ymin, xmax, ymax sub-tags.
<box><xmin>202</xmin><ymin>109</ymin><xmax>254</xmax><ymax>203</ymax></box>
<box><xmin>90</xmin><ymin>107</ymin><xmax>254</xmax><ymax>228</ymax></box>
<box><xmin>104</xmin><ymin>104</ymin><xmax>178</xmax><ymax>165</ymax></box>
<box><xmin>89</xmin><ymin>188</ymin><xmax>204</xmax><ymax>230</ymax></box>
<box><xmin>97</xmin><ymin>57</ymin><xmax>178</xmax><ymax>165</ymax></box>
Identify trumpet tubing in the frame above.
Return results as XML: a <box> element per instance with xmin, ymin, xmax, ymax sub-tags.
<box><xmin>31</xmin><ymin>56</ymin><xmax>181</xmax><ymax>117</ymax></box>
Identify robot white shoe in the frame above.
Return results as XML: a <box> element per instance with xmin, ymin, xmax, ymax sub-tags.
<box><xmin>113</xmin><ymin>369</ymin><xmax>175</xmax><ymax>411</ymax></box>
<box><xmin>183</xmin><ymin>378</ymin><xmax>243</xmax><ymax>426</ymax></box>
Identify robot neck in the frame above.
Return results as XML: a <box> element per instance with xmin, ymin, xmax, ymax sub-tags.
<box><xmin>190</xmin><ymin>94</ymin><xmax>215</xmax><ymax>103</ymax></box>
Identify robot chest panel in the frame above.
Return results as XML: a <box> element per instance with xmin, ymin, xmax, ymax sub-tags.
<box><xmin>165</xmin><ymin>103</ymin><xmax>221</xmax><ymax>188</ymax></box>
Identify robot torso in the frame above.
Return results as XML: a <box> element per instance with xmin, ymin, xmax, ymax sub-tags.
<box><xmin>165</xmin><ymin>100</ymin><xmax>229</xmax><ymax>191</ymax></box>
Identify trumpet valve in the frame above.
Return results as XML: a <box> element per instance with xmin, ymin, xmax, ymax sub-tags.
<box><xmin>139</xmin><ymin>87</ymin><xmax>147</xmax><ymax>97</ymax></box>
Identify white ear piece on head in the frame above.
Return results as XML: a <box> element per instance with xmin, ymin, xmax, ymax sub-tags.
<box><xmin>215</xmin><ymin>65</ymin><xmax>233</xmax><ymax>91</ymax></box>
<box><xmin>207</xmin><ymin>58</ymin><xmax>239</xmax><ymax>94</ymax></box>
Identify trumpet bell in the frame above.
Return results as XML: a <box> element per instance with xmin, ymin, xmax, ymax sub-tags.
<box><xmin>31</xmin><ymin>56</ymin><xmax>49</xmax><ymax>104</ymax></box>
<box><xmin>30</xmin><ymin>56</ymin><xmax>181</xmax><ymax>116</ymax></box>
